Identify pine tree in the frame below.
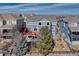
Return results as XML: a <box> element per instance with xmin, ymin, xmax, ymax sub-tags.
<box><xmin>37</xmin><ymin>26</ymin><xmax>55</xmax><ymax>56</ymax></box>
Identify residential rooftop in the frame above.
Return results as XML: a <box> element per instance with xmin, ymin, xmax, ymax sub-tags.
<box><xmin>0</xmin><ymin>14</ymin><xmax>79</xmax><ymax>22</ymax></box>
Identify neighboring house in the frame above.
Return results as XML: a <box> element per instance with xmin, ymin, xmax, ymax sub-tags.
<box><xmin>69</xmin><ymin>22</ymin><xmax>79</xmax><ymax>45</ymax></box>
<box><xmin>0</xmin><ymin>14</ymin><xmax>17</xmax><ymax>40</ymax></box>
<box><xmin>65</xmin><ymin>16</ymin><xmax>79</xmax><ymax>45</ymax></box>
<box><xmin>26</xmin><ymin>18</ymin><xmax>57</xmax><ymax>39</ymax></box>
<box><xmin>0</xmin><ymin>25</ymin><xmax>14</xmax><ymax>40</ymax></box>
<box><xmin>26</xmin><ymin>18</ymin><xmax>51</xmax><ymax>32</ymax></box>
<box><xmin>0</xmin><ymin>14</ymin><xmax>79</xmax><ymax>46</ymax></box>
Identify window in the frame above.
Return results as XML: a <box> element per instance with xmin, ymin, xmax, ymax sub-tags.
<box><xmin>34</xmin><ymin>28</ymin><xmax>37</xmax><ymax>31</ymax></box>
<box><xmin>72</xmin><ymin>32</ymin><xmax>79</xmax><ymax>41</ymax></box>
<box><xmin>39</xmin><ymin>22</ymin><xmax>41</xmax><ymax>25</ymax></box>
<box><xmin>2</xmin><ymin>36</ymin><xmax>12</xmax><ymax>39</ymax></box>
<box><xmin>7</xmin><ymin>36</ymin><xmax>12</xmax><ymax>39</ymax></box>
<box><xmin>3</xmin><ymin>29</ymin><xmax>8</xmax><ymax>33</ymax></box>
<box><xmin>3</xmin><ymin>20</ymin><xmax>6</xmax><ymax>25</ymax></box>
<box><xmin>2</xmin><ymin>36</ymin><xmax>6</xmax><ymax>39</ymax></box>
<box><xmin>76</xmin><ymin>32</ymin><xmax>79</xmax><ymax>35</ymax></box>
<box><xmin>72</xmin><ymin>38</ymin><xmax>76</xmax><ymax>41</ymax></box>
<box><xmin>72</xmin><ymin>32</ymin><xmax>76</xmax><ymax>35</ymax></box>
<box><xmin>47</xmin><ymin>22</ymin><xmax>49</xmax><ymax>25</ymax></box>
<box><xmin>72</xmin><ymin>32</ymin><xmax>79</xmax><ymax>35</ymax></box>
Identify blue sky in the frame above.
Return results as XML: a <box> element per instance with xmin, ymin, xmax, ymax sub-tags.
<box><xmin>0</xmin><ymin>3</ymin><xmax>79</xmax><ymax>15</ymax></box>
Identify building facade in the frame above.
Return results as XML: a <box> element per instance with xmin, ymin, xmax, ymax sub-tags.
<box><xmin>0</xmin><ymin>14</ymin><xmax>79</xmax><ymax>46</ymax></box>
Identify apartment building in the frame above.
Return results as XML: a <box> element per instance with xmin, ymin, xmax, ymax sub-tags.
<box><xmin>0</xmin><ymin>14</ymin><xmax>79</xmax><ymax>46</ymax></box>
<box><xmin>0</xmin><ymin>14</ymin><xmax>17</xmax><ymax>40</ymax></box>
<box><xmin>67</xmin><ymin>16</ymin><xmax>79</xmax><ymax>45</ymax></box>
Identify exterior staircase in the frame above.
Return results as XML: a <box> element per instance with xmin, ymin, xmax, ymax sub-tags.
<box><xmin>58</xmin><ymin>20</ymin><xmax>72</xmax><ymax>47</ymax></box>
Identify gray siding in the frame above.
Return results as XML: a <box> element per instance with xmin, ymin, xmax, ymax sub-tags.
<box><xmin>27</xmin><ymin>22</ymin><xmax>38</xmax><ymax>32</ymax></box>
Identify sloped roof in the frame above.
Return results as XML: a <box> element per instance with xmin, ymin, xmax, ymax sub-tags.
<box><xmin>24</xmin><ymin>32</ymin><xmax>37</xmax><ymax>37</ymax></box>
<box><xmin>0</xmin><ymin>14</ymin><xmax>17</xmax><ymax>20</ymax></box>
<box><xmin>0</xmin><ymin>14</ymin><xmax>79</xmax><ymax>23</ymax></box>
<box><xmin>24</xmin><ymin>14</ymin><xmax>57</xmax><ymax>22</ymax></box>
<box><xmin>0</xmin><ymin>25</ymin><xmax>15</xmax><ymax>29</ymax></box>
